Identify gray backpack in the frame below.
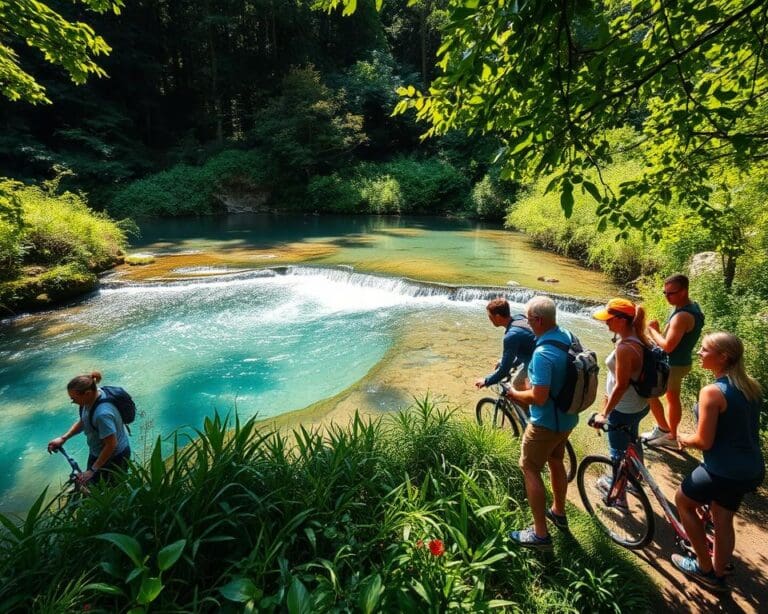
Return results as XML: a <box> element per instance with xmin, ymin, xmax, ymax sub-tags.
<box><xmin>540</xmin><ymin>335</ymin><xmax>599</xmax><ymax>415</ymax></box>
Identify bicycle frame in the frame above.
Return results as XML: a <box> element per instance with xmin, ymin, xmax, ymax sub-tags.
<box><xmin>498</xmin><ymin>382</ymin><xmax>529</xmax><ymax>428</ymax></box>
<box><xmin>614</xmin><ymin>443</ymin><xmax>688</xmax><ymax>539</ymax></box>
<box><xmin>595</xmin><ymin>415</ymin><xmax>714</xmax><ymax>556</ymax></box>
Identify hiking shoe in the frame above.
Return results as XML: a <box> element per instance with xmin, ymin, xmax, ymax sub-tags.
<box><xmin>545</xmin><ymin>508</ymin><xmax>569</xmax><ymax>531</ymax></box>
<box><xmin>596</xmin><ymin>474</ymin><xmax>613</xmax><ymax>494</ymax></box>
<box><xmin>600</xmin><ymin>471</ymin><xmax>641</xmax><ymax>495</ymax></box>
<box><xmin>641</xmin><ymin>425</ymin><xmax>672</xmax><ymax>446</ymax></box>
<box><xmin>596</xmin><ymin>476</ymin><xmax>629</xmax><ymax>511</ymax></box>
<box><xmin>508</xmin><ymin>527</ymin><xmax>553</xmax><ymax>550</ymax></box>
<box><xmin>671</xmin><ymin>554</ymin><xmax>728</xmax><ymax>592</ymax></box>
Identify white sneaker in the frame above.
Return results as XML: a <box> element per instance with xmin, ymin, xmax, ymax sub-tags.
<box><xmin>596</xmin><ymin>474</ymin><xmax>613</xmax><ymax>493</ymax></box>
<box><xmin>641</xmin><ymin>425</ymin><xmax>671</xmax><ymax>446</ymax></box>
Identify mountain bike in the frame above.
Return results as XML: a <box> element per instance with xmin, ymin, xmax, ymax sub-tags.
<box><xmin>476</xmin><ymin>375</ymin><xmax>577</xmax><ymax>482</ymax></box>
<box><xmin>52</xmin><ymin>446</ymin><xmax>89</xmax><ymax>507</ymax></box>
<box><xmin>577</xmin><ymin>413</ymin><xmax>726</xmax><ymax>566</ymax></box>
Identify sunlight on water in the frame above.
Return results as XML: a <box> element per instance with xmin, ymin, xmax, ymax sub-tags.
<box><xmin>0</xmin><ymin>215</ymin><xmax>621</xmax><ymax>514</ymax></box>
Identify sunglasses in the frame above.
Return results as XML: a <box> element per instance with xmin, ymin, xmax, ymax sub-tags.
<box><xmin>662</xmin><ymin>289</ymin><xmax>681</xmax><ymax>296</ymax></box>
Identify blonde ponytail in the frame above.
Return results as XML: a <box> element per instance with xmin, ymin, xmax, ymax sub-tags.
<box><xmin>704</xmin><ymin>332</ymin><xmax>763</xmax><ymax>403</ymax></box>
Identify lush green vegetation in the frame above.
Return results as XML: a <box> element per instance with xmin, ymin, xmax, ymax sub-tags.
<box><xmin>391</xmin><ymin>1</ymin><xmax>768</xmax><ymax>237</ymax></box>
<box><xmin>505</xmin><ymin>132</ymin><xmax>768</xmax><ymax>444</ymax></box>
<box><xmin>0</xmin><ymin>176</ymin><xmax>128</xmax><ymax>314</ymax></box>
<box><xmin>0</xmin><ymin>403</ymin><xmax>652</xmax><ymax>613</ymax></box>
<box><xmin>0</xmin><ymin>2</ymin><xmax>497</xmax><ymax>218</ymax></box>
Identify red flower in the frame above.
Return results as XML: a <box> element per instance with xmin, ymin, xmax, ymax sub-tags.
<box><xmin>428</xmin><ymin>539</ymin><xmax>445</xmax><ymax>557</ymax></box>
<box><xmin>415</xmin><ymin>539</ymin><xmax>424</xmax><ymax>549</ymax></box>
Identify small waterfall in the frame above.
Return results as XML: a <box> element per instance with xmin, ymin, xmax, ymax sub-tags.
<box><xmin>99</xmin><ymin>264</ymin><xmax>600</xmax><ymax>315</ymax></box>
<box><xmin>276</xmin><ymin>266</ymin><xmax>600</xmax><ymax>315</ymax></box>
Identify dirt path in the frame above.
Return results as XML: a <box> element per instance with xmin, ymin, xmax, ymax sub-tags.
<box><xmin>570</xmin><ymin>428</ymin><xmax>768</xmax><ymax>614</ymax></box>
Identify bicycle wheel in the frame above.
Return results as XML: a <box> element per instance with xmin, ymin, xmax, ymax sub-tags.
<box><xmin>577</xmin><ymin>455</ymin><xmax>654</xmax><ymax>549</ymax></box>
<box><xmin>475</xmin><ymin>398</ymin><xmax>519</xmax><ymax>436</ymax></box>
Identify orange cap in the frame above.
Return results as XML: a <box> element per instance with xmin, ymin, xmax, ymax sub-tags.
<box><xmin>593</xmin><ymin>298</ymin><xmax>636</xmax><ymax>321</ymax></box>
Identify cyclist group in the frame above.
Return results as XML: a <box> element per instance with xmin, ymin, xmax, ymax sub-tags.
<box><xmin>474</xmin><ymin>274</ymin><xmax>764</xmax><ymax>593</ymax></box>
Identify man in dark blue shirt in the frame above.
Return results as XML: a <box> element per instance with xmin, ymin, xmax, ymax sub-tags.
<box><xmin>475</xmin><ymin>298</ymin><xmax>536</xmax><ymax>392</ymax></box>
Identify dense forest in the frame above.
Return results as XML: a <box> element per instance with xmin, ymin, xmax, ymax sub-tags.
<box><xmin>0</xmin><ymin>0</ymin><xmax>500</xmax><ymax>217</ymax></box>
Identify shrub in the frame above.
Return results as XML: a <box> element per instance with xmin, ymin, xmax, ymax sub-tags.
<box><xmin>357</xmin><ymin>157</ymin><xmax>470</xmax><ymax>214</ymax></box>
<box><xmin>507</xmin><ymin>159</ymin><xmax>663</xmax><ymax>283</ymax></box>
<box><xmin>360</xmin><ymin>175</ymin><xmax>402</xmax><ymax>214</ymax></box>
<box><xmin>0</xmin><ymin>402</ymin><xmax>653</xmax><ymax>613</ymax></box>
<box><xmin>306</xmin><ymin>173</ymin><xmax>362</xmax><ymax>213</ymax></box>
<box><xmin>471</xmin><ymin>173</ymin><xmax>512</xmax><ymax>219</ymax></box>
<box><xmin>110</xmin><ymin>149</ymin><xmax>270</xmax><ymax>218</ymax></box>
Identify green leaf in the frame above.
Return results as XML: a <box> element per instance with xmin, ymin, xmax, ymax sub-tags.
<box><xmin>560</xmin><ymin>181</ymin><xmax>574</xmax><ymax>218</ymax></box>
<box><xmin>359</xmin><ymin>574</ymin><xmax>383</xmax><ymax>614</ymax></box>
<box><xmin>84</xmin><ymin>582</ymin><xmax>125</xmax><ymax>596</ymax></box>
<box><xmin>474</xmin><ymin>504</ymin><xmax>501</xmax><ymax>517</ymax></box>
<box><xmin>157</xmin><ymin>539</ymin><xmax>186</xmax><ymax>571</ymax></box>
<box><xmin>220</xmin><ymin>578</ymin><xmax>262</xmax><ymax>603</ymax></box>
<box><xmin>582</xmin><ymin>180</ymin><xmax>601</xmax><ymax>203</ymax></box>
<box><xmin>286</xmin><ymin>577</ymin><xmax>312</xmax><ymax>614</ymax></box>
<box><xmin>96</xmin><ymin>533</ymin><xmax>143</xmax><ymax>567</ymax></box>
<box><xmin>136</xmin><ymin>576</ymin><xmax>163</xmax><ymax>605</ymax></box>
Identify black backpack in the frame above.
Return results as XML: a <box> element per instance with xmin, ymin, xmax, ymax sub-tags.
<box><xmin>629</xmin><ymin>342</ymin><xmax>670</xmax><ymax>398</ymax></box>
<box><xmin>84</xmin><ymin>386</ymin><xmax>137</xmax><ymax>432</ymax></box>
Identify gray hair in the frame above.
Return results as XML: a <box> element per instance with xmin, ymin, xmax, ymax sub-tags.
<box><xmin>526</xmin><ymin>295</ymin><xmax>557</xmax><ymax>324</ymax></box>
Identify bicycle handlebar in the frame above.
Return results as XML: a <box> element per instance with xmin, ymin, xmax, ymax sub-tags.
<box><xmin>588</xmin><ymin>413</ymin><xmax>643</xmax><ymax>442</ymax></box>
<box><xmin>54</xmin><ymin>446</ymin><xmax>83</xmax><ymax>475</ymax></box>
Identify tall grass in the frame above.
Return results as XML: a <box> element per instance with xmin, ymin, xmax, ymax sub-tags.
<box><xmin>0</xmin><ymin>402</ymin><xmax>652</xmax><ymax>613</ymax></box>
<box><xmin>0</xmin><ymin>177</ymin><xmax>128</xmax><ymax>279</ymax></box>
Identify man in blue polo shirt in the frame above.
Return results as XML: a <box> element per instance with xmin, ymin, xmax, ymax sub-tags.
<box><xmin>506</xmin><ymin>295</ymin><xmax>577</xmax><ymax>549</ymax></box>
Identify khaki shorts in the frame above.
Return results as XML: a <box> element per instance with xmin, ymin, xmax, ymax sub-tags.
<box><xmin>519</xmin><ymin>424</ymin><xmax>573</xmax><ymax>473</ymax></box>
<box><xmin>667</xmin><ymin>365</ymin><xmax>692</xmax><ymax>392</ymax></box>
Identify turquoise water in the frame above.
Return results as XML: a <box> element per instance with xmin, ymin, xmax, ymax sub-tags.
<box><xmin>130</xmin><ymin>214</ymin><xmax>617</xmax><ymax>297</ymax></box>
<box><xmin>0</xmin><ymin>271</ymin><xmax>426</xmax><ymax>512</ymax></box>
<box><xmin>0</xmin><ymin>216</ymin><xmax>617</xmax><ymax>513</ymax></box>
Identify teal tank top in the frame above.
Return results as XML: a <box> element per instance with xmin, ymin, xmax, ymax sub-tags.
<box><xmin>667</xmin><ymin>302</ymin><xmax>704</xmax><ymax>367</ymax></box>
<box><xmin>694</xmin><ymin>376</ymin><xmax>764</xmax><ymax>480</ymax></box>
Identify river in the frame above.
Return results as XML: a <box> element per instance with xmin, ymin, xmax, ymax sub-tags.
<box><xmin>0</xmin><ymin>214</ymin><xmax>618</xmax><ymax>513</ymax></box>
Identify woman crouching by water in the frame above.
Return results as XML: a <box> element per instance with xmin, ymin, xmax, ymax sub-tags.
<box><xmin>47</xmin><ymin>371</ymin><xmax>131</xmax><ymax>486</ymax></box>
<box><xmin>673</xmin><ymin>332</ymin><xmax>765</xmax><ymax>592</ymax></box>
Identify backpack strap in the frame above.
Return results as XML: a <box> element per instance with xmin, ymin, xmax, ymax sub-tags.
<box><xmin>539</xmin><ymin>339</ymin><xmax>570</xmax><ymax>352</ymax></box>
<box><xmin>536</xmin><ymin>338</ymin><xmax>571</xmax><ymax>428</ymax></box>
<box><xmin>84</xmin><ymin>394</ymin><xmax>112</xmax><ymax>430</ymax></box>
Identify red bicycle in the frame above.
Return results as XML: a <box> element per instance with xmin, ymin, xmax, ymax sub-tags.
<box><xmin>577</xmin><ymin>413</ymin><xmax>727</xmax><ymax>568</ymax></box>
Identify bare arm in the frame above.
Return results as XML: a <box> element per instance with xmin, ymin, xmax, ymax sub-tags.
<box><xmin>678</xmin><ymin>385</ymin><xmax>725</xmax><ymax>450</ymax></box>
<box><xmin>648</xmin><ymin>311</ymin><xmax>693</xmax><ymax>353</ymax></box>
<box><xmin>76</xmin><ymin>433</ymin><xmax>118</xmax><ymax>484</ymax></box>
<box><xmin>510</xmin><ymin>384</ymin><xmax>549</xmax><ymax>407</ymax></box>
<box><xmin>47</xmin><ymin>419</ymin><xmax>84</xmax><ymax>453</ymax></box>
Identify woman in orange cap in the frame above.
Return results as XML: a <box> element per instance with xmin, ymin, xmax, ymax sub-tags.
<box><xmin>592</xmin><ymin>299</ymin><xmax>653</xmax><ymax>477</ymax></box>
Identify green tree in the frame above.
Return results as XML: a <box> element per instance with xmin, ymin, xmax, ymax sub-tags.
<box><xmin>321</xmin><ymin>1</ymin><xmax>768</xmax><ymax>232</ymax></box>
<box><xmin>0</xmin><ymin>0</ymin><xmax>123</xmax><ymax>104</ymax></box>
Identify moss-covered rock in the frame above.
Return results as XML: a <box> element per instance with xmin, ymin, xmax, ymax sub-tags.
<box><xmin>0</xmin><ymin>263</ymin><xmax>98</xmax><ymax>316</ymax></box>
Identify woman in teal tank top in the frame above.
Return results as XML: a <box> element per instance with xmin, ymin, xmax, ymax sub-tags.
<box><xmin>672</xmin><ymin>332</ymin><xmax>764</xmax><ymax>592</ymax></box>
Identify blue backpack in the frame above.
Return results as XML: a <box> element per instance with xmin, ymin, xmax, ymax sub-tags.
<box><xmin>83</xmin><ymin>386</ymin><xmax>137</xmax><ymax>433</ymax></box>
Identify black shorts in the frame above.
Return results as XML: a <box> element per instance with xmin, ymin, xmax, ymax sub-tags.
<box><xmin>681</xmin><ymin>464</ymin><xmax>764</xmax><ymax>512</ymax></box>
<box><xmin>87</xmin><ymin>447</ymin><xmax>131</xmax><ymax>485</ymax></box>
